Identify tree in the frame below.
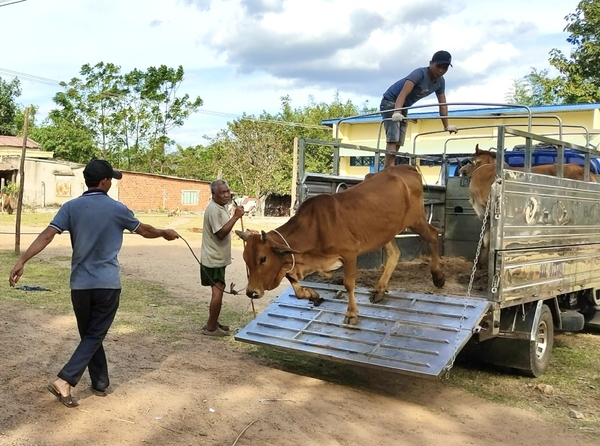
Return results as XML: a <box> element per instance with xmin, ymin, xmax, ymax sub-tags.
<box><xmin>141</xmin><ymin>65</ymin><xmax>203</xmax><ymax>173</ymax></box>
<box><xmin>205</xmin><ymin>93</ymin><xmax>367</xmax><ymax>215</ymax></box>
<box><xmin>505</xmin><ymin>69</ymin><xmax>562</xmax><ymax>105</ymax></box>
<box><xmin>15</xmin><ymin>105</ymin><xmax>38</xmax><ymax>136</ymax></box>
<box><xmin>166</xmin><ymin>143</ymin><xmax>219</xmax><ymax>180</ymax></box>
<box><xmin>547</xmin><ymin>0</ymin><xmax>600</xmax><ymax>102</ymax></box>
<box><xmin>0</xmin><ymin>76</ymin><xmax>21</xmax><ymax>136</ymax></box>
<box><xmin>209</xmin><ymin>115</ymin><xmax>290</xmax><ymax>214</ymax></box>
<box><xmin>31</xmin><ymin>111</ymin><xmax>98</xmax><ymax>163</ymax></box>
<box><xmin>37</xmin><ymin>63</ymin><xmax>202</xmax><ymax>171</ymax></box>
<box><xmin>277</xmin><ymin>92</ymin><xmax>364</xmax><ymax>173</ymax></box>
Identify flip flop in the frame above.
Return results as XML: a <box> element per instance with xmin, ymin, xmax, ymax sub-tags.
<box><xmin>201</xmin><ymin>327</ymin><xmax>229</xmax><ymax>337</ymax></box>
<box><xmin>47</xmin><ymin>384</ymin><xmax>79</xmax><ymax>408</ymax></box>
<box><xmin>202</xmin><ymin>324</ymin><xmax>231</xmax><ymax>332</ymax></box>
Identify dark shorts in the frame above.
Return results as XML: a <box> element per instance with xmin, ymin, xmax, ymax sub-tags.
<box><xmin>380</xmin><ymin>98</ymin><xmax>407</xmax><ymax>146</ymax></box>
<box><xmin>200</xmin><ymin>265</ymin><xmax>226</xmax><ymax>287</ymax></box>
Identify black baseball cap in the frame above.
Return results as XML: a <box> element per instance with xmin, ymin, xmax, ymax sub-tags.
<box><xmin>83</xmin><ymin>159</ymin><xmax>122</xmax><ymax>181</ymax></box>
<box><xmin>432</xmin><ymin>50</ymin><xmax>452</xmax><ymax>67</ymax></box>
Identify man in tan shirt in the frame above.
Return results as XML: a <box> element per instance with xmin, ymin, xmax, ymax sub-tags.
<box><xmin>200</xmin><ymin>179</ymin><xmax>245</xmax><ymax>336</ymax></box>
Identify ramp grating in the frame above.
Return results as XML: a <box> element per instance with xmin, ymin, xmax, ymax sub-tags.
<box><xmin>235</xmin><ymin>282</ymin><xmax>491</xmax><ymax>377</ymax></box>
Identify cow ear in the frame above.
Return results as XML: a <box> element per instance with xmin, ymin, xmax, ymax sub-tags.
<box><xmin>260</xmin><ymin>230</ymin><xmax>267</xmax><ymax>242</ymax></box>
<box><xmin>235</xmin><ymin>230</ymin><xmax>248</xmax><ymax>241</ymax></box>
<box><xmin>272</xmin><ymin>246</ymin><xmax>301</xmax><ymax>256</ymax></box>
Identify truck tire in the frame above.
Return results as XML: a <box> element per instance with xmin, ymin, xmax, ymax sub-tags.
<box><xmin>522</xmin><ymin>304</ymin><xmax>554</xmax><ymax>377</ymax></box>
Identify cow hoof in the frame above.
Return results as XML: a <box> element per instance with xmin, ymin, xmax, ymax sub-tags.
<box><xmin>432</xmin><ymin>272</ymin><xmax>445</xmax><ymax>288</ymax></box>
<box><xmin>296</xmin><ymin>287</ymin><xmax>320</xmax><ymax>300</ymax></box>
<box><xmin>369</xmin><ymin>290</ymin><xmax>385</xmax><ymax>303</ymax></box>
<box><xmin>343</xmin><ymin>314</ymin><xmax>358</xmax><ymax>325</ymax></box>
<box><xmin>309</xmin><ymin>297</ymin><xmax>325</xmax><ymax>307</ymax></box>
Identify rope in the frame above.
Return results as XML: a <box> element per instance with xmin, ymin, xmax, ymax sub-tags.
<box><xmin>271</xmin><ymin>229</ymin><xmax>295</xmax><ymax>274</ymax></box>
<box><xmin>179</xmin><ymin>234</ymin><xmax>243</xmax><ymax>296</ymax></box>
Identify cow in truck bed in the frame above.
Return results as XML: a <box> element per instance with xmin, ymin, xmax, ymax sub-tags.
<box><xmin>236</xmin><ymin>164</ymin><xmax>445</xmax><ymax>325</ymax></box>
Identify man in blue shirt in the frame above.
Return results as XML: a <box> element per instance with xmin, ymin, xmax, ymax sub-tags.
<box><xmin>9</xmin><ymin>159</ymin><xmax>180</xmax><ymax>408</ymax></box>
<box><xmin>380</xmin><ymin>50</ymin><xmax>458</xmax><ymax>168</ymax></box>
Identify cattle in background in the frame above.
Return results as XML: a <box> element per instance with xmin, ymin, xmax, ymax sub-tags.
<box><xmin>168</xmin><ymin>207</ymin><xmax>181</xmax><ymax>217</ymax></box>
<box><xmin>459</xmin><ymin>145</ymin><xmax>597</xmax><ymax>267</ymax></box>
<box><xmin>236</xmin><ymin>164</ymin><xmax>445</xmax><ymax>325</ymax></box>
<box><xmin>1</xmin><ymin>193</ymin><xmax>13</xmax><ymax>215</ymax></box>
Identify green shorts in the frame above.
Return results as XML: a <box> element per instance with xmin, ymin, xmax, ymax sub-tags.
<box><xmin>200</xmin><ymin>265</ymin><xmax>226</xmax><ymax>287</ymax></box>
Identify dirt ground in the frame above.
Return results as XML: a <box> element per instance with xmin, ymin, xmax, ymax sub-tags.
<box><xmin>0</xmin><ymin>219</ymin><xmax>597</xmax><ymax>446</ymax></box>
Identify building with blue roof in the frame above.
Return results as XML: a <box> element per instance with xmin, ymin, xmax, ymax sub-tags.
<box><xmin>319</xmin><ymin>103</ymin><xmax>600</xmax><ymax>180</ymax></box>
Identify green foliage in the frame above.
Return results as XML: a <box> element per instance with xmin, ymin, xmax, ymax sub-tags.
<box><xmin>204</xmin><ymin>92</ymin><xmax>364</xmax><ymax>214</ymax></box>
<box><xmin>14</xmin><ymin>105</ymin><xmax>38</xmax><ymax>135</ymax></box>
<box><xmin>38</xmin><ymin>62</ymin><xmax>202</xmax><ymax>172</ymax></box>
<box><xmin>0</xmin><ymin>76</ymin><xmax>22</xmax><ymax>136</ymax></box>
<box><xmin>547</xmin><ymin>0</ymin><xmax>600</xmax><ymax>103</ymax></box>
<box><xmin>1</xmin><ymin>182</ymin><xmax>19</xmax><ymax>198</ymax></box>
<box><xmin>165</xmin><ymin>143</ymin><xmax>217</xmax><ymax>180</ymax></box>
<box><xmin>505</xmin><ymin>68</ymin><xmax>562</xmax><ymax>105</ymax></box>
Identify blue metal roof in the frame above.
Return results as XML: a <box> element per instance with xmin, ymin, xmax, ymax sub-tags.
<box><xmin>321</xmin><ymin>103</ymin><xmax>600</xmax><ymax>126</ymax></box>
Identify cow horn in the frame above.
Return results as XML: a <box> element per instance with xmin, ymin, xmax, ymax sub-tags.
<box><xmin>235</xmin><ymin>230</ymin><xmax>248</xmax><ymax>241</ymax></box>
<box><xmin>260</xmin><ymin>230</ymin><xmax>267</xmax><ymax>242</ymax></box>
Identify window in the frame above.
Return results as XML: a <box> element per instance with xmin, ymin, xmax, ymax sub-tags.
<box><xmin>181</xmin><ymin>190</ymin><xmax>199</xmax><ymax>205</ymax></box>
<box><xmin>350</xmin><ymin>156</ymin><xmax>374</xmax><ymax>166</ymax></box>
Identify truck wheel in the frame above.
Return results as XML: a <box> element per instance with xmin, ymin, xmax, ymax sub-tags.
<box><xmin>523</xmin><ymin>304</ymin><xmax>554</xmax><ymax>377</ymax></box>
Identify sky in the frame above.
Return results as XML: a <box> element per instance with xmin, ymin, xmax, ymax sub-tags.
<box><xmin>0</xmin><ymin>0</ymin><xmax>583</xmax><ymax>148</ymax></box>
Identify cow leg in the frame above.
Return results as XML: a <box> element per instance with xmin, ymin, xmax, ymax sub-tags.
<box><xmin>476</xmin><ymin>222</ymin><xmax>490</xmax><ymax>269</ymax></box>
<box><xmin>289</xmin><ymin>280</ymin><xmax>321</xmax><ymax>303</ymax></box>
<box><xmin>342</xmin><ymin>259</ymin><xmax>359</xmax><ymax>325</ymax></box>
<box><xmin>410</xmin><ymin>220</ymin><xmax>445</xmax><ymax>288</ymax></box>
<box><xmin>371</xmin><ymin>240</ymin><xmax>400</xmax><ymax>303</ymax></box>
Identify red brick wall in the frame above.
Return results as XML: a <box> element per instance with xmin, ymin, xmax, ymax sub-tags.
<box><xmin>118</xmin><ymin>172</ymin><xmax>212</xmax><ymax>212</ymax></box>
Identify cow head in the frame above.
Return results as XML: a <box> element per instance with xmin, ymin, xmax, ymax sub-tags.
<box><xmin>235</xmin><ymin>230</ymin><xmax>299</xmax><ymax>299</ymax></box>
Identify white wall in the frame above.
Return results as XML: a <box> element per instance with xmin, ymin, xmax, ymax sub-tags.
<box><xmin>2</xmin><ymin>157</ymin><xmax>119</xmax><ymax>207</ymax></box>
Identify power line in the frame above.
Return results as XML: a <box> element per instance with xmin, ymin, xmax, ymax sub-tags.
<box><xmin>0</xmin><ymin>68</ymin><xmax>61</xmax><ymax>86</ymax></box>
<box><xmin>0</xmin><ymin>67</ymin><xmax>331</xmax><ymax>130</ymax></box>
<box><xmin>0</xmin><ymin>0</ymin><xmax>27</xmax><ymax>7</ymax></box>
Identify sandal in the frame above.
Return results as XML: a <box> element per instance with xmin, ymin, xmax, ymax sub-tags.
<box><xmin>201</xmin><ymin>327</ymin><xmax>230</xmax><ymax>337</ymax></box>
<box><xmin>47</xmin><ymin>384</ymin><xmax>79</xmax><ymax>408</ymax></box>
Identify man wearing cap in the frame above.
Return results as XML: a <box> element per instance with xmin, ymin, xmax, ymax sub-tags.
<box><xmin>380</xmin><ymin>50</ymin><xmax>458</xmax><ymax>168</ymax></box>
<box><xmin>9</xmin><ymin>159</ymin><xmax>180</xmax><ymax>408</ymax></box>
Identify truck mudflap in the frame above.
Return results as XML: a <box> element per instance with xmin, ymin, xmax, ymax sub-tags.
<box><xmin>235</xmin><ymin>282</ymin><xmax>491</xmax><ymax>378</ymax></box>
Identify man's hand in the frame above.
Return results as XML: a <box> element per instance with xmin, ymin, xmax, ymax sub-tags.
<box><xmin>445</xmin><ymin>125</ymin><xmax>458</xmax><ymax>134</ymax></box>
<box><xmin>162</xmin><ymin>229</ymin><xmax>180</xmax><ymax>241</ymax></box>
<box><xmin>9</xmin><ymin>261</ymin><xmax>25</xmax><ymax>287</ymax></box>
<box><xmin>233</xmin><ymin>205</ymin><xmax>245</xmax><ymax>219</ymax></box>
<box><xmin>391</xmin><ymin>112</ymin><xmax>405</xmax><ymax>122</ymax></box>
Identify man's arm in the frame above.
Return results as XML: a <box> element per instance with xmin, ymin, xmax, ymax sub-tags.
<box><xmin>437</xmin><ymin>92</ymin><xmax>457</xmax><ymax>133</ymax></box>
<box><xmin>9</xmin><ymin>226</ymin><xmax>59</xmax><ymax>287</ymax></box>
<box><xmin>134</xmin><ymin>223</ymin><xmax>180</xmax><ymax>240</ymax></box>
<box><xmin>215</xmin><ymin>205</ymin><xmax>245</xmax><ymax>240</ymax></box>
<box><xmin>394</xmin><ymin>80</ymin><xmax>416</xmax><ymax>111</ymax></box>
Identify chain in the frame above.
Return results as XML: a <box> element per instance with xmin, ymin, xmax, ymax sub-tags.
<box><xmin>444</xmin><ymin>189</ymin><xmax>492</xmax><ymax>379</ymax></box>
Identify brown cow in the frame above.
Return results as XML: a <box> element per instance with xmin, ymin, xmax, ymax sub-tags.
<box><xmin>459</xmin><ymin>145</ymin><xmax>597</xmax><ymax>266</ymax></box>
<box><xmin>236</xmin><ymin>164</ymin><xmax>445</xmax><ymax>325</ymax></box>
<box><xmin>1</xmin><ymin>193</ymin><xmax>13</xmax><ymax>215</ymax></box>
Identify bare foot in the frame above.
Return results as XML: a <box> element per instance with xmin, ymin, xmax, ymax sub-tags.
<box><xmin>53</xmin><ymin>378</ymin><xmax>71</xmax><ymax>397</ymax></box>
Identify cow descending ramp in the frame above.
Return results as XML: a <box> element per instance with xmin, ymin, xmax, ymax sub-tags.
<box><xmin>235</xmin><ymin>282</ymin><xmax>490</xmax><ymax>378</ymax></box>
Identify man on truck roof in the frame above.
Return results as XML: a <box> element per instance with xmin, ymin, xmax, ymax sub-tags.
<box><xmin>380</xmin><ymin>50</ymin><xmax>458</xmax><ymax>168</ymax></box>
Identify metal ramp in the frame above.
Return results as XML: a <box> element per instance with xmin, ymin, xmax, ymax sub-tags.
<box><xmin>235</xmin><ymin>282</ymin><xmax>491</xmax><ymax>378</ymax></box>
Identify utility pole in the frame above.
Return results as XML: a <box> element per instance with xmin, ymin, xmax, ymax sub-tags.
<box><xmin>290</xmin><ymin>137</ymin><xmax>298</xmax><ymax>215</ymax></box>
<box><xmin>15</xmin><ymin>106</ymin><xmax>29</xmax><ymax>255</ymax></box>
